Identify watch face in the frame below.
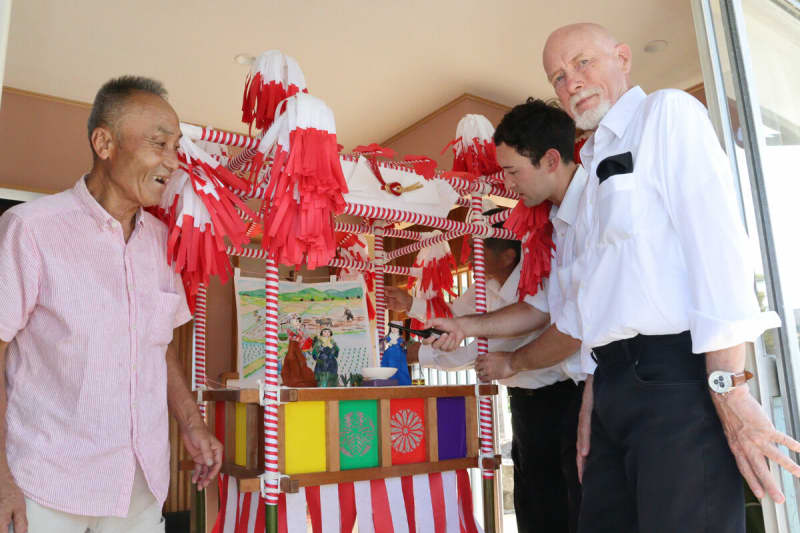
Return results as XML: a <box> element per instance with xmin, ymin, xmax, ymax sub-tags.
<box><xmin>709</xmin><ymin>371</ymin><xmax>733</xmax><ymax>394</ymax></box>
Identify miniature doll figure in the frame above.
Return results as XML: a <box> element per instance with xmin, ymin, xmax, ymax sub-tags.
<box><xmin>280</xmin><ymin>314</ymin><xmax>317</xmax><ymax>387</ymax></box>
<box><xmin>381</xmin><ymin>325</ymin><xmax>411</xmax><ymax>385</ymax></box>
<box><xmin>312</xmin><ymin>328</ymin><xmax>340</xmax><ymax>387</ymax></box>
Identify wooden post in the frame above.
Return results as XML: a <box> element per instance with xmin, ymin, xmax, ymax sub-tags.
<box><xmin>465</xmin><ymin>396</ymin><xmax>479</xmax><ymax>458</ymax></box>
<box><xmin>425</xmin><ymin>397</ymin><xmax>439</xmax><ymax>463</ymax></box>
<box><xmin>326</xmin><ymin>401</ymin><xmax>341</xmax><ymax>472</ymax></box>
<box><xmin>379</xmin><ymin>399</ymin><xmax>391</xmax><ymax>467</ymax></box>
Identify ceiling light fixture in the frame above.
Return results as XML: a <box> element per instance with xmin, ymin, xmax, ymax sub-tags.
<box><xmin>644</xmin><ymin>40</ymin><xmax>669</xmax><ymax>54</ymax></box>
<box><xmin>234</xmin><ymin>53</ymin><xmax>255</xmax><ymax>65</ymax></box>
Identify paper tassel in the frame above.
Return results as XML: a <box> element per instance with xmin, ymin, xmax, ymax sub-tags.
<box><xmin>242</xmin><ymin>50</ymin><xmax>308</xmax><ymax>133</ymax></box>
<box><xmin>250</xmin><ymin>92</ymin><xmax>348</xmax><ymax>269</ymax></box>
<box><xmin>406</xmin><ymin>232</ymin><xmax>456</xmax><ymax>331</ymax></box>
<box><xmin>403</xmin><ymin>155</ymin><xmax>438</xmax><ymax>180</ymax></box>
<box><xmin>443</xmin><ymin>114</ymin><xmax>502</xmax><ymax>178</ymax></box>
<box><xmin>148</xmin><ymin>135</ymin><xmax>257</xmax><ymax>313</ymax></box>
<box><xmin>336</xmin><ymin>232</ymin><xmax>375</xmax><ymax>320</ymax></box>
<box><xmin>503</xmin><ymin>201</ymin><xmax>554</xmax><ymax>302</ymax></box>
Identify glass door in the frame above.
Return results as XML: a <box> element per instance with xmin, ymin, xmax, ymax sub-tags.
<box><xmin>693</xmin><ymin>0</ymin><xmax>800</xmax><ymax>531</ymax></box>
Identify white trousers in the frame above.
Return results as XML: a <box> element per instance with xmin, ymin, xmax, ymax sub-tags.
<box><xmin>17</xmin><ymin>464</ymin><xmax>165</xmax><ymax>533</ymax></box>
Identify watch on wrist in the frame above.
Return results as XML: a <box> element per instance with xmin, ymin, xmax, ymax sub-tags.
<box><xmin>708</xmin><ymin>370</ymin><xmax>754</xmax><ymax>395</ymax></box>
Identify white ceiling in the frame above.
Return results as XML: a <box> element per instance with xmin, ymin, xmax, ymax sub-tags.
<box><xmin>4</xmin><ymin>0</ymin><xmax>703</xmax><ymax>150</ymax></box>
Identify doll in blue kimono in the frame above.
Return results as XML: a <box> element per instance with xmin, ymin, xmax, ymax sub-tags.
<box><xmin>381</xmin><ymin>325</ymin><xmax>411</xmax><ymax>385</ymax></box>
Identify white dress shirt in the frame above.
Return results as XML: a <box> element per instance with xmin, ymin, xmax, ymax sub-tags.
<box><xmin>547</xmin><ymin>165</ymin><xmax>591</xmax><ymax>344</ymax></box>
<box><xmin>575</xmin><ymin>86</ymin><xmax>780</xmax><ymax>372</ymax></box>
<box><xmin>413</xmin><ymin>262</ymin><xmax>585</xmax><ymax>388</ymax></box>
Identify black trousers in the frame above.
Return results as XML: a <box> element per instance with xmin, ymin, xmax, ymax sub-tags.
<box><xmin>509</xmin><ymin>379</ymin><xmax>582</xmax><ymax>533</ymax></box>
<box><xmin>578</xmin><ymin>332</ymin><xmax>745</xmax><ymax>533</ymax></box>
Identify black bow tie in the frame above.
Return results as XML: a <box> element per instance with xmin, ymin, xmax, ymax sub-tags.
<box><xmin>597</xmin><ymin>152</ymin><xmax>634</xmax><ymax>183</ymax></box>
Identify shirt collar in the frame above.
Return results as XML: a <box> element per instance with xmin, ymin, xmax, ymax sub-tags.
<box><xmin>579</xmin><ymin>86</ymin><xmax>646</xmax><ymax>166</ymax></box>
<box><xmin>73</xmin><ymin>175</ymin><xmax>145</xmax><ymax>230</ymax></box>
<box><xmin>553</xmin><ymin>165</ymin><xmax>588</xmax><ymax>227</ymax></box>
<box><xmin>597</xmin><ymin>85</ymin><xmax>647</xmax><ymax>139</ymax></box>
<box><xmin>498</xmin><ymin>261</ymin><xmax>522</xmax><ymax>303</ymax></box>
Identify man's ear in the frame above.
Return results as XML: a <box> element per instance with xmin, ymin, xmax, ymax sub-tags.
<box><xmin>90</xmin><ymin>126</ymin><xmax>114</xmax><ymax>160</ymax></box>
<box><xmin>615</xmin><ymin>43</ymin><xmax>633</xmax><ymax>75</ymax></box>
<box><xmin>542</xmin><ymin>148</ymin><xmax>563</xmax><ymax>172</ymax></box>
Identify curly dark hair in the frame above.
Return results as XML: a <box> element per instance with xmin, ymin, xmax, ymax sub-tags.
<box><xmin>493</xmin><ymin>97</ymin><xmax>575</xmax><ymax>167</ymax></box>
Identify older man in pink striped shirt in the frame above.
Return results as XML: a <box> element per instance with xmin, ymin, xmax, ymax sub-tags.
<box><xmin>0</xmin><ymin>76</ymin><xmax>222</xmax><ymax>533</ymax></box>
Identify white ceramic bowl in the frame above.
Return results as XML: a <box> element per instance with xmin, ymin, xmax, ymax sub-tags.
<box><xmin>361</xmin><ymin>367</ymin><xmax>397</xmax><ymax>380</ymax></box>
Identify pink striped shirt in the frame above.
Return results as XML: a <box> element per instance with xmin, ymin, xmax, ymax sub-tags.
<box><xmin>0</xmin><ymin>177</ymin><xmax>191</xmax><ymax>517</ymax></box>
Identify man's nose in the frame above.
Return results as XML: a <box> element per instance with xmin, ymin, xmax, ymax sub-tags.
<box><xmin>164</xmin><ymin>145</ymin><xmax>180</xmax><ymax>172</ymax></box>
<box><xmin>567</xmin><ymin>72</ymin><xmax>584</xmax><ymax>95</ymax></box>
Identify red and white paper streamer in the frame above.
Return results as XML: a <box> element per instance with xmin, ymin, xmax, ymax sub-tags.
<box><xmin>250</xmin><ymin>92</ymin><xmax>348</xmax><ymax>269</ymax></box>
<box><xmin>406</xmin><ymin>230</ymin><xmax>457</xmax><ymax>332</ymax></box>
<box><xmin>242</xmin><ymin>50</ymin><xmax>308</xmax><ymax>133</ymax></box>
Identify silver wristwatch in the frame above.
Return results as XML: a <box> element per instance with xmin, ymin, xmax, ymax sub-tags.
<box><xmin>708</xmin><ymin>370</ymin><xmax>754</xmax><ymax>395</ymax></box>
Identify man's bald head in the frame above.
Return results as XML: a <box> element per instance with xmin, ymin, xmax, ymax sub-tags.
<box><xmin>544</xmin><ymin>23</ymin><xmax>619</xmax><ymax>60</ymax></box>
<box><xmin>542</xmin><ymin>23</ymin><xmax>632</xmax><ymax>130</ymax></box>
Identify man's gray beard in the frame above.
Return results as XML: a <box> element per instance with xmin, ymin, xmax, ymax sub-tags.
<box><xmin>574</xmin><ymin>99</ymin><xmax>611</xmax><ymax>130</ymax></box>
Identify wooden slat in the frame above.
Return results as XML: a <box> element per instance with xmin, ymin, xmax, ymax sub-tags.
<box><xmin>201</xmin><ymin>388</ymin><xmax>261</xmax><ymax>404</ymax></box>
<box><xmin>220</xmin><ymin>463</ymin><xmax>261</xmax><ymax>493</ymax></box>
<box><xmin>222</xmin><ymin>457</ymin><xmax>484</xmax><ymax>493</ymax></box>
<box><xmin>246</xmin><ymin>404</ymin><xmax>260</xmax><ymax>469</ymax></box>
<box><xmin>289</xmin><ymin>457</ymin><xmax>479</xmax><ymax>488</ymax></box>
<box><xmin>224</xmin><ymin>403</ymin><xmax>236</xmax><ymax>463</ymax></box>
<box><xmin>465</xmin><ymin>396</ymin><xmax>478</xmax><ymax>458</ymax></box>
<box><xmin>281</xmin><ymin>384</ymin><xmax>498</xmax><ymax>402</ymax></box>
<box><xmin>203</xmin><ymin>385</ymin><xmax>498</xmax><ymax>404</ymax></box>
<box><xmin>425</xmin><ymin>397</ymin><xmax>438</xmax><ymax>463</ymax></box>
<box><xmin>379</xmin><ymin>399</ymin><xmax>391</xmax><ymax>467</ymax></box>
<box><xmin>326</xmin><ymin>401</ymin><xmax>340</xmax><ymax>472</ymax></box>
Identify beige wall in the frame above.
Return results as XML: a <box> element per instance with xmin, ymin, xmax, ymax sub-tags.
<box><xmin>382</xmin><ymin>93</ymin><xmax>510</xmax><ymax>168</ymax></box>
<box><xmin>0</xmin><ymin>88</ymin><xmax>92</xmax><ymax>193</ymax></box>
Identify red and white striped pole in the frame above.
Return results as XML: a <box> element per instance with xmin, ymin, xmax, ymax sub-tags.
<box><xmin>374</xmin><ymin>223</ymin><xmax>386</xmax><ymax>363</ymax></box>
<box><xmin>262</xmin><ymin>257</ymin><xmax>281</xmax><ymax>532</ymax></box>
<box><xmin>470</xmin><ymin>194</ymin><xmax>496</xmax><ymax>532</ymax></box>
<box><xmin>192</xmin><ymin>285</ymin><xmax>208</xmax><ymax>419</ymax></box>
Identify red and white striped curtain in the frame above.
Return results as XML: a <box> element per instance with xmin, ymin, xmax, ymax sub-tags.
<box><xmin>213</xmin><ymin>470</ymin><xmax>482</xmax><ymax>533</ymax></box>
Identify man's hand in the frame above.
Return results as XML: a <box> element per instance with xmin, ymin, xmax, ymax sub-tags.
<box><xmin>424</xmin><ymin>317</ymin><xmax>467</xmax><ymax>352</ymax></box>
<box><xmin>181</xmin><ymin>423</ymin><xmax>223</xmax><ymax>490</ymax></box>
<box><xmin>0</xmin><ymin>471</ymin><xmax>27</xmax><ymax>533</ymax></box>
<box><xmin>385</xmin><ymin>287</ymin><xmax>413</xmax><ymax>313</ymax></box>
<box><xmin>712</xmin><ymin>386</ymin><xmax>800</xmax><ymax>503</ymax></box>
<box><xmin>475</xmin><ymin>351</ymin><xmax>515</xmax><ymax>381</ymax></box>
<box><xmin>406</xmin><ymin>342</ymin><xmax>420</xmax><ymax>364</ymax></box>
<box><xmin>576</xmin><ymin>375</ymin><xmax>594</xmax><ymax>483</ymax></box>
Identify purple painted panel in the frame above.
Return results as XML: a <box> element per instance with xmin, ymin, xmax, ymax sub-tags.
<box><xmin>437</xmin><ymin>397</ymin><xmax>467</xmax><ymax>460</ymax></box>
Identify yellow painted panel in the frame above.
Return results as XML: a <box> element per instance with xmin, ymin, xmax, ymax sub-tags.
<box><xmin>284</xmin><ymin>401</ymin><xmax>327</xmax><ymax>474</ymax></box>
<box><xmin>235</xmin><ymin>403</ymin><xmax>247</xmax><ymax>466</ymax></box>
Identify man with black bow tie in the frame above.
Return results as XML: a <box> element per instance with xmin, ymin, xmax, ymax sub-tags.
<box><xmin>430</xmin><ymin>22</ymin><xmax>800</xmax><ymax>533</ymax></box>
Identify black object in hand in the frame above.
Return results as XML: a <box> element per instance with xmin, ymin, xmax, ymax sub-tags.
<box><xmin>388</xmin><ymin>322</ymin><xmax>445</xmax><ymax>339</ymax></box>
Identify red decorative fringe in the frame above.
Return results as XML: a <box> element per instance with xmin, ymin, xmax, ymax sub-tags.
<box><xmin>442</xmin><ymin>137</ymin><xmax>502</xmax><ymax>178</ymax></box>
<box><xmin>148</xmin><ymin>157</ymin><xmax>256</xmax><ymax>313</ymax></box>
<box><xmin>407</xmin><ymin>252</ymin><xmax>456</xmax><ymax>332</ymax></box>
<box><xmin>403</xmin><ymin>155</ymin><xmax>438</xmax><ymax>180</ymax></box>
<box><xmin>259</xmin><ymin>127</ymin><xmax>348</xmax><ymax>269</ymax></box>
<box><xmin>503</xmin><ymin>202</ymin><xmax>555</xmax><ymax>302</ymax></box>
<box><xmin>241</xmin><ymin>72</ymin><xmax>305</xmax><ymax>133</ymax></box>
